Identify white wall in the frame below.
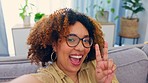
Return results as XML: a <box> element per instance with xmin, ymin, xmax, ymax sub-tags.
<box><xmin>138</xmin><ymin>0</ymin><xmax>148</xmax><ymax>43</ymax></box>
<box><xmin>1</xmin><ymin>0</ymin><xmax>72</xmax><ymax>56</ymax></box>
<box><xmin>145</xmin><ymin>25</ymin><xmax>148</xmax><ymax>41</ymax></box>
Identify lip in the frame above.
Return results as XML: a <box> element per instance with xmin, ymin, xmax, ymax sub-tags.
<box><xmin>69</xmin><ymin>54</ymin><xmax>83</xmax><ymax>66</ymax></box>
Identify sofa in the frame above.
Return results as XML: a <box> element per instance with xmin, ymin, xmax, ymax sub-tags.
<box><xmin>0</xmin><ymin>44</ymin><xmax>148</xmax><ymax>83</ymax></box>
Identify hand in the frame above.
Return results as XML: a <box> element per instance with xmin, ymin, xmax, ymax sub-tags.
<box><xmin>95</xmin><ymin>42</ymin><xmax>116</xmax><ymax>83</ymax></box>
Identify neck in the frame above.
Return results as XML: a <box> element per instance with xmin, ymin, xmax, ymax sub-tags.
<box><xmin>56</xmin><ymin>62</ymin><xmax>79</xmax><ymax>82</ymax></box>
<box><xmin>72</xmin><ymin>74</ymin><xmax>78</xmax><ymax>82</ymax></box>
<box><xmin>70</xmin><ymin>73</ymin><xmax>78</xmax><ymax>83</ymax></box>
<box><xmin>64</xmin><ymin>70</ymin><xmax>78</xmax><ymax>82</ymax></box>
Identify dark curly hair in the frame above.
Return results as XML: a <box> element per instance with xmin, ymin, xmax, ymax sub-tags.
<box><xmin>27</xmin><ymin>8</ymin><xmax>104</xmax><ymax>66</ymax></box>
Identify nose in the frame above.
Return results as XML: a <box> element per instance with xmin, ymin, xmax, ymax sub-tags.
<box><xmin>74</xmin><ymin>40</ymin><xmax>85</xmax><ymax>51</ymax></box>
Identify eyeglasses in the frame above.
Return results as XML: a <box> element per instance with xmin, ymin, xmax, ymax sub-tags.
<box><xmin>64</xmin><ymin>34</ymin><xmax>93</xmax><ymax>48</ymax></box>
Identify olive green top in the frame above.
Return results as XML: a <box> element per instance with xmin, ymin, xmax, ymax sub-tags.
<box><xmin>31</xmin><ymin>60</ymin><xmax>119</xmax><ymax>83</ymax></box>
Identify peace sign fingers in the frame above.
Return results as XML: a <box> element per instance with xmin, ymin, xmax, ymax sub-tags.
<box><xmin>95</xmin><ymin>44</ymin><xmax>102</xmax><ymax>63</ymax></box>
<box><xmin>95</xmin><ymin>41</ymin><xmax>108</xmax><ymax>61</ymax></box>
<box><xmin>103</xmin><ymin>42</ymin><xmax>108</xmax><ymax>61</ymax></box>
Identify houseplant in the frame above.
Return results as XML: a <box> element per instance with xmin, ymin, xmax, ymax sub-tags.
<box><xmin>34</xmin><ymin>12</ymin><xmax>45</xmax><ymax>22</ymax></box>
<box><xmin>19</xmin><ymin>0</ymin><xmax>35</xmax><ymax>26</ymax></box>
<box><xmin>120</xmin><ymin>0</ymin><xmax>145</xmax><ymax>38</ymax></box>
<box><xmin>92</xmin><ymin>0</ymin><xmax>118</xmax><ymax>22</ymax></box>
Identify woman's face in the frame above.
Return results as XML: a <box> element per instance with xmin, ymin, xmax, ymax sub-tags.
<box><xmin>53</xmin><ymin>21</ymin><xmax>91</xmax><ymax>74</ymax></box>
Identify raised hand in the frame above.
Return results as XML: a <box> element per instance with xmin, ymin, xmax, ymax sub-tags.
<box><xmin>95</xmin><ymin>42</ymin><xmax>116</xmax><ymax>83</ymax></box>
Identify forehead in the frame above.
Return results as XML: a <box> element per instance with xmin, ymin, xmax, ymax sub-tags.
<box><xmin>68</xmin><ymin>22</ymin><xmax>89</xmax><ymax>37</ymax></box>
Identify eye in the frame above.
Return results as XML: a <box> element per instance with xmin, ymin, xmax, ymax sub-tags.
<box><xmin>67</xmin><ymin>37</ymin><xmax>75</xmax><ymax>42</ymax></box>
<box><xmin>83</xmin><ymin>38</ymin><xmax>90</xmax><ymax>43</ymax></box>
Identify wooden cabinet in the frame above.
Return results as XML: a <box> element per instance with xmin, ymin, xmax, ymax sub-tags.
<box><xmin>101</xmin><ymin>22</ymin><xmax>115</xmax><ymax>47</ymax></box>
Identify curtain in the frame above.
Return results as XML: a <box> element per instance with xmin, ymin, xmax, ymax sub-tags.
<box><xmin>0</xmin><ymin>0</ymin><xmax>9</xmax><ymax>56</ymax></box>
<box><xmin>72</xmin><ymin>0</ymin><xmax>95</xmax><ymax>18</ymax></box>
<box><xmin>72</xmin><ymin>0</ymin><xmax>125</xmax><ymax>45</ymax></box>
<box><xmin>111</xmin><ymin>0</ymin><xmax>125</xmax><ymax>45</ymax></box>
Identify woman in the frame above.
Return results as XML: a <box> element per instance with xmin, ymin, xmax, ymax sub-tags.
<box><xmin>10</xmin><ymin>8</ymin><xmax>118</xmax><ymax>83</ymax></box>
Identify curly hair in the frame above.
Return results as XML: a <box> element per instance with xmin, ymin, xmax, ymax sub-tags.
<box><xmin>27</xmin><ymin>8</ymin><xmax>104</xmax><ymax>66</ymax></box>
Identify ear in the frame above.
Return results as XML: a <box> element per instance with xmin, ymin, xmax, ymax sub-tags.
<box><xmin>52</xmin><ymin>42</ymin><xmax>57</xmax><ymax>52</ymax></box>
<box><xmin>52</xmin><ymin>39</ymin><xmax>62</xmax><ymax>52</ymax></box>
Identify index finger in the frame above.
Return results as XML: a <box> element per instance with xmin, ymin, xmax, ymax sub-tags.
<box><xmin>95</xmin><ymin>44</ymin><xmax>102</xmax><ymax>62</ymax></box>
<box><xmin>103</xmin><ymin>41</ymin><xmax>108</xmax><ymax>60</ymax></box>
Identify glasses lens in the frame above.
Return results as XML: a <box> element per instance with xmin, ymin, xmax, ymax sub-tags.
<box><xmin>83</xmin><ymin>37</ymin><xmax>93</xmax><ymax>47</ymax></box>
<box><xmin>65</xmin><ymin>34</ymin><xmax>93</xmax><ymax>48</ymax></box>
<box><xmin>66</xmin><ymin>35</ymin><xmax>79</xmax><ymax>47</ymax></box>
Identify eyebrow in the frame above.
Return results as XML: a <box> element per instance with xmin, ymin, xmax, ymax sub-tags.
<box><xmin>69</xmin><ymin>33</ymin><xmax>89</xmax><ymax>38</ymax></box>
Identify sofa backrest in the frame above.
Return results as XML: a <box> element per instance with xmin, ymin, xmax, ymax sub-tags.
<box><xmin>0</xmin><ymin>56</ymin><xmax>39</xmax><ymax>82</ymax></box>
<box><xmin>0</xmin><ymin>44</ymin><xmax>148</xmax><ymax>83</ymax></box>
<box><xmin>109</xmin><ymin>44</ymin><xmax>148</xmax><ymax>83</ymax></box>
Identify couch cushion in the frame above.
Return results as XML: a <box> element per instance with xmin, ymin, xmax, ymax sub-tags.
<box><xmin>142</xmin><ymin>44</ymin><xmax>148</xmax><ymax>56</ymax></box>
<box><xmin>109</xmin><ymin>47</ymin><xmax>148</xmax><ymax>83</ymax></box>
<box><xmin>0</xmin><ymin>56</ymin><xmax>39</xmax><ymax>82</ymax></box>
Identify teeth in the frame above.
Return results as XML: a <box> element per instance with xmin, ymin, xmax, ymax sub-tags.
<box><xmin>70</xmin><ymin>56</ymin><xmax>82</xmax><ymax>59</ymax></box>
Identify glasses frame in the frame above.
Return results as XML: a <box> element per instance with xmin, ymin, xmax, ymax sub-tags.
<box><xmin>64</xmin><ymin>34</ymin><xmax>93</xmax><ymax>48</ymax></box>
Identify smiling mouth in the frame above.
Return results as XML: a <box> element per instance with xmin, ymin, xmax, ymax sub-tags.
<box><xmin>69</xmin><ymin>55</ymin><xmax>82</xmax><ymax>66</ymax></box>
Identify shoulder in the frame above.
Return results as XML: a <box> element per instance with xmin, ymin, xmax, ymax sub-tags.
<box><xmin>9</xmin><ymin>74</ymin><xmax>42</xmax><ymax>83</ymax></box>
<box><xmin>29</xmin><ymin>72</ymin><xmax>55</xmax><ymax>83</ymax></box>
<box><xmin>29</xmin><ymin>64</ymin><xmax>57</xmax><ymax>83</ymax></box>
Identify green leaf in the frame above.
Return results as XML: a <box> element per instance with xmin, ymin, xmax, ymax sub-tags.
<box><xmin>122</xmin><ymin>6</ymin><xmax>133</xmax><ymax>11</ymax></box>
<box><xmin>133</xmin><ymin>7</ymin><xmax>145</xmax><ymax>13</ymax></box>
<box><xmin>107</xmin><ymin>0</ymin><xmax>111</xmax><ymax>4</ymax></box>
<box><xmin>110</xmin><ymin>8</ymin><xmax>115</xmax><ymax>13</ymax></box>
<box><xmin>30</xmin><ymin>3</ymin><xmax>35</xmax><ymax>6</ymax></box>
<box><xmin>114</xmin><ymin>16</ymin><xmax>119</xmax><ymax>20</ymax></box>
<box><xmin>19</xmin><ymin>0</ymin><xmax>35</xmax><ymax>20</ymax></box>
<box><xmin>123</xmin><ymin>0</ymin><xmax>134</xmax><ymax>4</ymax></box>
<box><xmin>93</xmin><ymin>4</ymin><xmax>98</xmax><ymax>9</ymax></box>
<box><xmin>19</xmin><ymin>13</ymin><xmax>25</xmax><ymax>20</ymax></box>
<box><xmin>122</xmin><ymin>0</ymin><xmax>145</xmax><ymax>19</ymax></box>
<box><xmin>34</xmin><ymin>13</ymin><xmax>45</xmax><ymax>22</ymax></box>
<box><xmin>86</xmin><ymin>7</ymin><xmax>88</xmax><ymax>13</ymax></box>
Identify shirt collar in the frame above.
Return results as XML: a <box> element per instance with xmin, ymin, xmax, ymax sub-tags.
<box><xmin>80</xmin><ymin>62</ymin><xmax>89</xmax><ymax>72</ymax></box>
<box><xmin>52</xmin><ymin>62</ymin><xmax>89</xmax><ymax>77</ymax></box>
<box><xmin>52</xmin><ymin>62</ymin><xmax>67</xmax><ymax>79</ymax></box>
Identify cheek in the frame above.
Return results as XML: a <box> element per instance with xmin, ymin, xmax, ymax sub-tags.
<box><xmin>56</xmin><ymin>41</ymin><xmax>72</xmax><ymax>55</ymax></box>
<box><xmin>84</xmin><ymin>48</ymin><xmax>90</xmax><ymax>56</ymax></box>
